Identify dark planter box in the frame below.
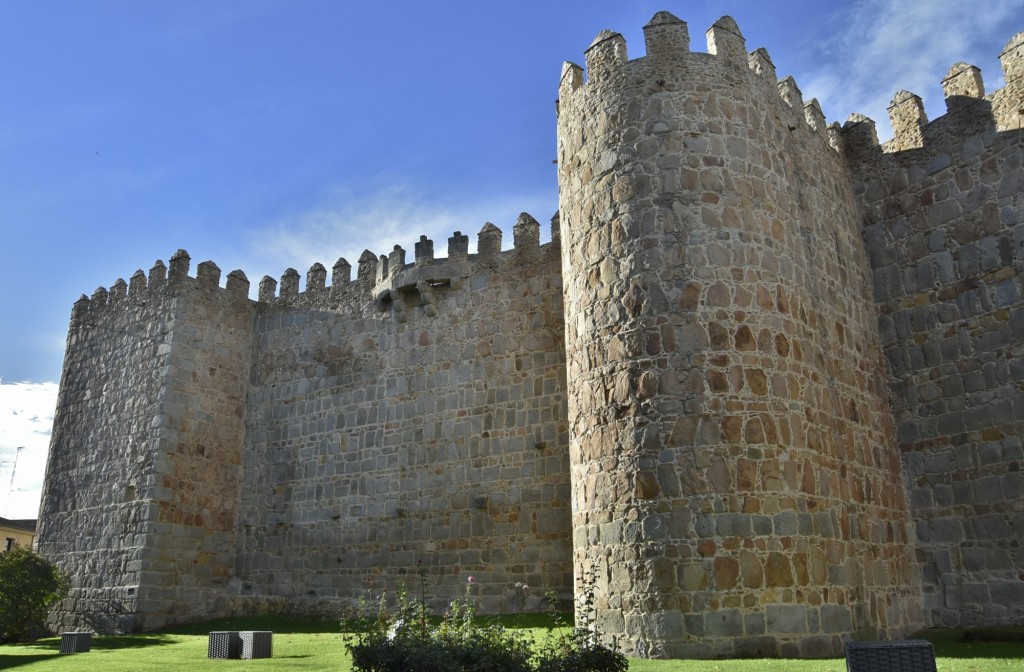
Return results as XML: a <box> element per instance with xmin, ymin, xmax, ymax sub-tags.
<box><xmin>844</xmin><ymin>639</ymin><xmax>937</xmax><ymax>672</ymax></box>
<box><xmin>240</xmin><ymin>631</ymin><xmax>273</xmax><ymax>659</ymax></box>
<box><xmin>208</xmin><ymin>631</ymin><xmax>241</xmax><ymax>659</ymax></box>
<box><xmin>59</xmin><ymin>632</ymin><xmax>92</xmax><ymax>654</ymax></box>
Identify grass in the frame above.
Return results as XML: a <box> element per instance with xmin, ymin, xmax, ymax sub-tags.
<box><xmin>0</xmin><ymin>616</ymin><xmax>1021</xmax><ymax>671</ymax></box>
<box><xmin>0</xmin><ymin>616</ymin><xmax>343</xmax><ymax>672</ymax></box>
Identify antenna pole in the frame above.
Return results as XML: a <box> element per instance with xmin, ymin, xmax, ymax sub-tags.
<box><xmin>5</xmin><ymin>446</ymin><xmax>23</xmax><ymax>517</ymax></box>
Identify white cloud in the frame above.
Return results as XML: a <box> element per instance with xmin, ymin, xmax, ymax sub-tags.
<box><xmin>243</xmin><ymin>184</ymin><xmax>557</xmax><ymax>288</ymax></box>
<box><xmin>802</xmin><ymin>0</ymin><xmax>1024</xmax><ymax>138</ymax></box>
<box><xmin>0</xmin><ymin>380</ymin><xmax>58</xmax><ymax>520</ymax></box>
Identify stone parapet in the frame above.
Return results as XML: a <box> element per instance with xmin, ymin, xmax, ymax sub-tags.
<box><xmin>840</xmin><ymin>31</ymin><xmax>1024</xmax><ymax>159</ymax></box>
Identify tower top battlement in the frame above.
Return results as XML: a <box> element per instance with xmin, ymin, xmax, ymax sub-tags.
<box><xmin>559</xmin><ymin>13</ymin><xmax>833</xmax><ymax>149</ymax></box>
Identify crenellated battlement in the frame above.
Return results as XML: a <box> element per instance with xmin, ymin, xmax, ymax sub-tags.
<box><xmin>70</xmin><ymin>249</ymin><xmax>251</xmax><ymax>324</ymax></box>
<box><xmin>840</xmin><ymin>31</ymin><xmax>1024</xmax><ymax>160</ymax></box>
<box><xmin>253</xmin><ymin>212</ymin><xmax>560</xmax><ymax>320</ymax></box>
<box><xmin>71</xmin><ymin>213</ymin><xmax>560</xmax><ymax>327</ymax></box>
<box><xmin>554</xmin><ymin>10</ymin><xmax>962</xmax><ymax>659</ymax></box>
<box><xmin>558</xmin><ymin>13</ymin><xmax>836</xmax><ymax>154</ymax></box>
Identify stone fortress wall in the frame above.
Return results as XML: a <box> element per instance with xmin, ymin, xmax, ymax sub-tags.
<box><xmin>557</xmin><ymin>13</ymin><xmax>920</xmax><ymax>659</ymax></box>
<box><xmin>38</xmin><ymin>255</ymin><xmax>255</xmax><ymax>632</ymax></box>
<box><xmin>36</xmin><ymin>9</ymin><xmax>1024</xmax><ymax>660</ymax></box>
<box><xmin>235</xmin><ymin>217</ymin><xmax>572</xmax><ymax>619</ymax></box>
<box><xmin>39</xmin><ymin>217</ymin><xmax>573</xmax><ymax>633</ymax></box>
<box><xmin>844</xmin><ymin>36</ymin><xmax>1024</xmax><ymax>629</ymax></box>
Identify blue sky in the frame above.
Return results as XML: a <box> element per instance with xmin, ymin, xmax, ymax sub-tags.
<box><xmin>1</xmin><ymin>0</ymin><xmax>1022</xmax><ymax>518</ymax></box>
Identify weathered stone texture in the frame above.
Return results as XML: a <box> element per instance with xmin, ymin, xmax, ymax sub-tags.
<box><xmin>38</xmin><ymin>254</ymin><xmax>254</xmax><ymax>632</ymax></box>
<box><xmin>39</xmin><ymin>232</ymin><xmax>570</xmax><ymax>631</ymax></box>
<box><xmin>35</xmin><ymin>11</ymin><xmax>1024</xmax><ymax>661</ymax></box>
<box><xmin>234</xmin><ymin>232</ymin><xmax>570</xmax><ymax>615</ymax></box>
<box><xmin>557</xmin><ymin>13</ymin><xmax>920</xmax><ymax>659</ymax></box>
<box><xmin>850</xmin><ymin>31</ymin><xmax>1024</xmax><ymax>629</ymax></box>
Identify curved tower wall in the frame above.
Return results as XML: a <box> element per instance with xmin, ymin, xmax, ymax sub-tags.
<box><xmin>557</xmin><ymin>13</ymin><xmax>922</xmax><ymax>658</ymax></box>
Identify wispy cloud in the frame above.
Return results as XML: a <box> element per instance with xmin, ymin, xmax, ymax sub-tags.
<box><xmin>2</xmin><ymin>189</ymin><xmax>556</xmax><ymax>514</ymax></box>
<box><xmin>0</xmin><ymin>380</ymin><xmax>58</xmax><ymax>519</ymax></box>
<box><xmin>242</xmin><ymin>184</ymin><xmax>557</xmax><ymax>286</ymax></box>
<box><xmin>801</xmin><ymin>0</ymin><xmax>1023</xmax><ymax>137</ymax></box>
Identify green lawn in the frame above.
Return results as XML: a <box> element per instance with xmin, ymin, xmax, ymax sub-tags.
<box><xmin>0</xmin><ymin>616</ymin><xmax>1021</xmax><ymax>671</ymax></box>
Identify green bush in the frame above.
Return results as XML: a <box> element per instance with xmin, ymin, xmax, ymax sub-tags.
<box><xmin>345</xmin><ymin>575</ymin><xmax>533</xmax><ymax>672</ymax></box>
<box><xmin>344</xmin><ymin>567</ymin><xmax>626</xmax><ymax>672</ymax></box>
<box><xmin>0</xmin><ymin>545</ymin><xmax>70</xmax><ymax>643</ymax></box>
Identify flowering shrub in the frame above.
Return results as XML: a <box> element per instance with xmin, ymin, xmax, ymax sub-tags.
<box><xmin>344</xmin><ymin>573</ymin><xmax>531</xmax><ymax>672</ymax></box>
<box><xmin>509</xmin><ymin>581</ymin><xmax>529</xmax><ymax>612</ymax></box>
<box><xmin>343</xmin><ymin>564</ymin><xmax>626</xmax><ymax>672</ymax></box>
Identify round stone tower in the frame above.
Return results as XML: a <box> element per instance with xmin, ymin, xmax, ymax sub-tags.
<box><xmin>557</xmin><ymin>13</ymin><xmax>922</xmax><ymax>658</ymax></box>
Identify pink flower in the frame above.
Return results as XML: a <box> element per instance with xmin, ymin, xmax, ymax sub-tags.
<box><xmin>467</xmin><ymin>576</ymin><xmax>475</xmax><ymax>583</ymax></box>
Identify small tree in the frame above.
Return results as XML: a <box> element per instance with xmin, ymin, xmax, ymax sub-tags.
<box><xmin>0</xmin><ymin>545</ymin><xmax>70</xmax><ymax>643</ymax></box>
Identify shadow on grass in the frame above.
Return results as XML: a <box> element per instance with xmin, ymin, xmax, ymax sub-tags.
<box><xmin>4</xmin><ymin>633</ymin><xmax>176</xmax><ymax>651</ymax></box>
<box><xmin>0</xmin><ymin>652</ymin><xmax>58</xmax><ymax>670</ymax></box>
<box><xmin>915</xmin><ymin>627</ymin><xmax>1024</xmax><ymax>660</ymax></box>
<box><xmin>161</xmin><ymin>612</ymin><xmax>569</xmax><ymax>636</ymax></box>
<box><xmin>0</xmin><ymin>634</ymin><xmax>177</xmax><ymax>670</ymax></box>
<box><xmin>92</xmin><ymin>633</ymin><xmax>180</xmax><ymax>650</ymax></box>
<box><xmin>163</xmin><ymin>615</ymin><xmax>342</xmax><ymax>635</ymax></box>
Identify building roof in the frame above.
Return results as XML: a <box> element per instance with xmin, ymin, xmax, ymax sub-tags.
<box><xmin>0</xmin><ymin>517</ymin><xmax>37</xmax><ymax>534</ymax></box>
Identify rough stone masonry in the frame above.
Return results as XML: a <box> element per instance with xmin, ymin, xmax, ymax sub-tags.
<box><xmin>36</xmin><ymin>10</ymin><xmax>1024</xmax><ymax>660</ymax></box>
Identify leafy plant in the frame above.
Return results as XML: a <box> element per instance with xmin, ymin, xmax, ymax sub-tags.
<box><xmin>535</xmin><ymin>563</ymin><xmax>627</xmax><ymax>672</ymax></box>
<box><xmin>535</xmin><ymin>627</ymin><xmax>628</xmax><ymax>672</ymax></box>
<box><xmin>344</xmin><ymin>563</ymin><xmax>626</xmax><ymax>672</ymax></box>
<box><xmin>344</xmin><ymin>572</ymin><xmax>533</xmax><ymax>672</ymax></box>
<box><xmin>0</xmin><ymin>545</ymin><xmax>70</xmax><ymax>643</ymax></box>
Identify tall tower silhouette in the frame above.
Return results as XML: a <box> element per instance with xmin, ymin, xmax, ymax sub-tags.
<box><xmin>556</xmin><ymin>12</ymin><xmax>921</xmax><ymax>657</ymax></box>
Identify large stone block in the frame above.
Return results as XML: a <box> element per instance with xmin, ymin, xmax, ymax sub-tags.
<box><xmin>766</xmin><ymin>605</ymin><xmax>808</xmax><ymax>634</ymax></box>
